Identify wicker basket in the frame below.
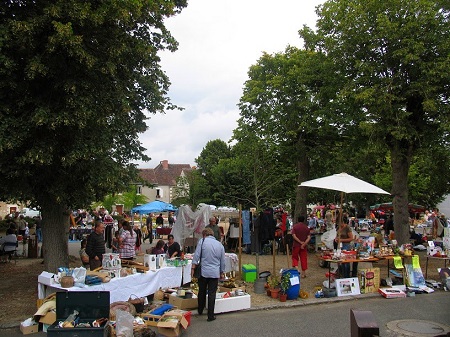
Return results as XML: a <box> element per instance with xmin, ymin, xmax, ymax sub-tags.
<box><xmin>110</xmin><ymin>301</ymin><xmax>137</xmax><ymax>321</ymax></box>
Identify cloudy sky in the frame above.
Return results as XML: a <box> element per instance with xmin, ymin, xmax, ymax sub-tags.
<box><xmin>137</xmin><ymin>0</ymin><xmax>325</xmax><ymax>168</ymax></box>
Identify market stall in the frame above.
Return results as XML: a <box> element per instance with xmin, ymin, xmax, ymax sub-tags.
<box><xmin>38</xmin><ymin>264</ymin><xmax>192</xmax><ymax>303</ymax></box>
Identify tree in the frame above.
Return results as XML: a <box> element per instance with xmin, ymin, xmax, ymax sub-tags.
<box><xmin>91</xmin><ymin>194</ymin><xmax>121</xmax><ymax>214</ymax></box>
<box><xmin>0</xmin><ymin>0</ymin><xmax>187</xmax><ymax>271</ymax></box>
<box><xmin>195</xmin><ymin>139</ymin><xmax>231</xmax><ymax>177</ymax></box>
<box><xmin>195</xmin><ymin>139</ymin><xmax>232</xmax><ymax>205</ymax></box>
<box><xmin>172</xmin><ymin>169</ymin><xmax>211</xmax><ymax>207</ymax></box>
<box><xmin>219</xmin><ymin>125</ymin><xmax>296</xmax><ymax>210</ymax></box>
<box><xmin>238</xmin><ymin>47</ymin><xmax>346</xmax><ymax>219</ymax></box>
<box><xmin>120</xmin><ymin>185</ymin><xmax>149</xmax><ymax>212</ymax></box>
<box><xmin>300</xmin><ymin>0</ymin><xmax>450</xmax><ymax>243</ymax></box>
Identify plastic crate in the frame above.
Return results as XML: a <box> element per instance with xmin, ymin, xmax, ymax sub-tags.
<box><xmin>242</xmin><ymin>264</ymin><xmax>257</xmax><ymax>282</ymax></box>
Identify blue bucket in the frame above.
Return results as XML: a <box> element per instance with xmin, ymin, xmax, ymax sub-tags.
<box><xmin>283</xmin><ymin>269</ymin><xmax>300</xmax><ymax>300</ymax></box>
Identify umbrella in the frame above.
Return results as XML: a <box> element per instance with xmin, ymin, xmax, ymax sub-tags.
<box><xmin>299</xmin><ymin>173</ymin><xmax>389</xmax><ymax>195</ymax></box>
<box><xmin>299</xmin><ymin>173</ymin><xmax>389</xmax><ymax>244</ymax></box>
<box><xmin>131</xmin><ymin>200</ymin><xmax>177</xmax><ymax>214</ymax></box>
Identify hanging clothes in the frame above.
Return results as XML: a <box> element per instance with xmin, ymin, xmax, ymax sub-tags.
<box><xmin>242</xmin><ymin>210</ymin><xmax>251</xmax><ymax>245</ymax></box>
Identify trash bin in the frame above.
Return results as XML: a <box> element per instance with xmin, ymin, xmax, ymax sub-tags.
<box><xmin>282</xmin><ymin>268</ymin><xmax>300</xmax><ymax>300</ymax></box>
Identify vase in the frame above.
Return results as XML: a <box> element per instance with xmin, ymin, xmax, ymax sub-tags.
<box><xmin>279</xmin><ymin>293</ymin><xmax>287</xmax><ymax>302</ymax></box>
<box><xmin>266</xmin><ymin>289</ymin><xmax>271</xmax><ymax>296</ymax></box>
<box><xmin>270</xmin><ymin>288</ymin><xmax>280</xmax><ymax>299</ymax></box>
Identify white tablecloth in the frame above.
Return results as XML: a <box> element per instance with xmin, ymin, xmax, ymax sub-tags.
<box><xmin>225</xmin><ymin>253</ymin><xmax>239</xmax><ymax>272</ymax></box>
<box><xmin>38</xmin><ymin>266</ymin><xmax>187</xmax><ymax>303</ymax></box>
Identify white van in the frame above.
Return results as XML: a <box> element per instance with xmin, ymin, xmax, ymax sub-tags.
<box><xmin>21</xmin><ymin>208</ymin><xmax>41</xmax><ymax>218</ymax></box>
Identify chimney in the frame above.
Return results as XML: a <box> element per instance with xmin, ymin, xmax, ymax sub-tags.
<box><xmin>161</xmin><ymin>160</ymin><xmax>169</xmax><ymax>169</ymax></box>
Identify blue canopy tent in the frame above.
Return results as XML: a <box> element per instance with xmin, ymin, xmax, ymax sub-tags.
<box><xmin>131</xmin><ymin>200</ymin><xmax>178</xmax><ymax>214</ymax></box>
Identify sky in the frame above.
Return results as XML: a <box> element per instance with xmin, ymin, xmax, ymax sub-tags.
<box><xmin>137</xmin><ymin>0</ymin><xmax>325</xmax><ymax>169</ymax></box>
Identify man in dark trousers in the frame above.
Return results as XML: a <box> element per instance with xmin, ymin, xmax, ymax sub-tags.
<box><xmin>191</xmin><ymin>227</ymin><xmax>225</xmax><ymax>322</ymax></box>
<box><xmin>291</xmin><ymin>215</ymin><xmax>311</xmax><ymax>278</ymax></box>
<box><xmin>85</xmin><ymin>220</ymin><xmax>106</xmax><ymax>270</ymax></box>
<box><xmin>143</xmin><ymin>214</ymin><xmax>153</xmax><ymax>243</ymax></box>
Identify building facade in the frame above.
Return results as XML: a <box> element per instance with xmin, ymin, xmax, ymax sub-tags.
<box><xmin>138</xmin><ymin>160</ymin><xmax>192</xmax><ymax>203</ymax></box>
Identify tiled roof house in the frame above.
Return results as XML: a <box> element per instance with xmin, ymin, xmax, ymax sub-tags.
<box><xmin>138</xmin><ymin>160</ymin><xmax>192</xmax><ymax>203</ymax></box>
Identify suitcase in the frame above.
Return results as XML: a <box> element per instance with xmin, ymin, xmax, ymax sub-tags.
<box><xmin>47</xmin><ymin>291</ymin><xmax>110</xmax><ymax>337</ymax></box>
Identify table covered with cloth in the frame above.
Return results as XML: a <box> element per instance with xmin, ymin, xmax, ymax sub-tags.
<box><xmin>38</xmin><ymin>264</ymin><xmax>192</xmax><ymax>303</ymax></box>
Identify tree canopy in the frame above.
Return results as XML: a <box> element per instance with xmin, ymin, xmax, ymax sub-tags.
<box><xmin>0</xmin><ymin>0</ymin><xmax>187</xmax><ymax>271</ymax></box>
<box><xmin>300</xmin><ymin>0</ymin><xmax>450</xmax><ymax>243</ymax></box>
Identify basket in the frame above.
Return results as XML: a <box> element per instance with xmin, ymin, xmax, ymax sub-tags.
<box><xmin>128</xmin><ymin>294</ymin><xmax>145</xmax><ymax>313</ymax></box>
<box><xmin>110</xmin><ymin>301</ymin><xmax>137</xmax><ymax>321</ymax></box>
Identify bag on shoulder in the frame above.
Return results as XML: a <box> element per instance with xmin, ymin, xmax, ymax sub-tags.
<box><xmin>193</xmin><ymin>264</ymin><xmax>201</xmax><ymax>279</ymax></box>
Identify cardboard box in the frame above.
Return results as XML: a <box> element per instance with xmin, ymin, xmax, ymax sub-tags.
<box><xmin>168</xmin><ymin>309</ymin><xmax>191</xmax><ymax>327</ymax></box>
<box><xmin>39</xmin><ymin>311</ymin><xmax>56</xmax><ymax>325</ymax></box>
<box><xmin>206</xmin><ymin>293</ymin><xmax>251</xmax><ymax>314</ymax></box>
<box><xmin>38</xmin><ymin>271</ymin><xmax>55</xmax><ymax>286</ymax></box>
<box><xmin>20</xmin><ymin>323</ymin><xmax>38</xmax><ymax>335</ymax></box>
<box><xmin>168</xmin><ymin>296</ymin><xmax>198</xmax><ymax>310</ymax></box>
<box><xmin>358</xmin><ymin>268</ymin><xmax>380</xmax><ymax>294</ymax></box>
<box><xmin>42</xmin><ymin>323</ymin><xmax>50</xmax><ymax>333</ymax></box>
<box><xmin>378</xmin><ymin>287</ymin><xmax>406</xmax><ymax>298</ymax></box>
<box><xmin>157</xmin><ymin>312</ymin><xmax>188</xmax><ymax>337</ymax></box>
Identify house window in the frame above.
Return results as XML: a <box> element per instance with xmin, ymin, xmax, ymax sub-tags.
<box><xmin>136</xmin><ymin>185</ymin><xmax>142</xmax><ymax>195</ymax></box>
<box><xmin>156</xmin><ymin>189</ymin><xmax>161</xmax><ymax>198</ymax></box>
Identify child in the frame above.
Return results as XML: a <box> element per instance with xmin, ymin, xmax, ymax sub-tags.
<box><xmin>111</xmin><ymin>231</ymin><xmax>120</xmax><ymax>253</ymax></box>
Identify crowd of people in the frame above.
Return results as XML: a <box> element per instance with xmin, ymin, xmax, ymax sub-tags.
<box><xmin>76</xmin><ymin>212</ymin><xmax>226</xmax><ymax>323</ymax></box>
<box><xmin>277</xmin><ymin>204</ymin><xmax>450</xmax><ymax>282</ymax></box>
<box><xmin>0</xmin><ymin>211</ymin><xmax>41</xmax><ymax>261</ymax></box>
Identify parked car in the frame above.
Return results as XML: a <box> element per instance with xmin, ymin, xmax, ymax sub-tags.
<box><xmin>217</xmin><ymin>206</ymin><xmax>237</xmax><ymax>212</ymax></box>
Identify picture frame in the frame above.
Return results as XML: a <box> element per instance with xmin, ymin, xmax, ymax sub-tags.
<box><xmin>336</xmin><ymin>277</ymin><xmax>360</xmax><ymax>297</ymax></box>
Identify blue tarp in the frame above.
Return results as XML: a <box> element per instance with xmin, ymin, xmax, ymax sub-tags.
<box><xmin>131</xmin><ymin>200</ymin><xmax>177</xmax><ymax>214</ymax></box>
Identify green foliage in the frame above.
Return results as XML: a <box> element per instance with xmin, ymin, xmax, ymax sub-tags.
<box><xmin>0</xmin><ymin>0</ymin><xmax>187</xmax><ymax>210</ymax></box>
<box><xmin>280</xmin><ymin>272</ymin><xmax>291</xmax><ymax>294</ymax></box>
<box><xmin>120</xmin><ymin>185</ymin><xmax>149</xmax><ymax>211</ymax></box>
<box><xmin>237</xmin><ymin>46</ymin><xmax>349</xmax><ymax>216</ymax></box>
<box><xmin>213</xmin><ymin>128</ymin><xmax>295</xmax><ymax>210</ymax></box>
<box><xmin>173</xmin><ymin>169</ymin><xmax>211</xmax><ymax>207</ymax></box>
<box><xmin>267</xmin><ymin>274</ymin><xmax>280</xmax><ymax>289</ymax></box>
<box><xmin>195</xmin><ymin>139</ymin><xmax>231</xmax><ymax>177</ymax></box>
<box><xmin>0</xmin><ymin>0</ymin><xmax>187</xmax><ymax>271</ymax></box>
<box><xmin>298</xmin><ymin>0</ymin><xmax>450</xmax><ymax>243</ymax></box>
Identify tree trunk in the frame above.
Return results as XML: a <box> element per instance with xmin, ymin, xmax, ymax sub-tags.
<box><xmin>294</xmin><ymin>142</ymin><xmax>310</xmax><ymax>220</ymax></box>
<box><xmin>391</xmin><ymin>141</ymin><xmax>413</xmax><ymax>245</ymax></box>
<box><xmin>41</xmin><ymin>203</ymin><xmax>70</xmax><ymax>272</ymax></box>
